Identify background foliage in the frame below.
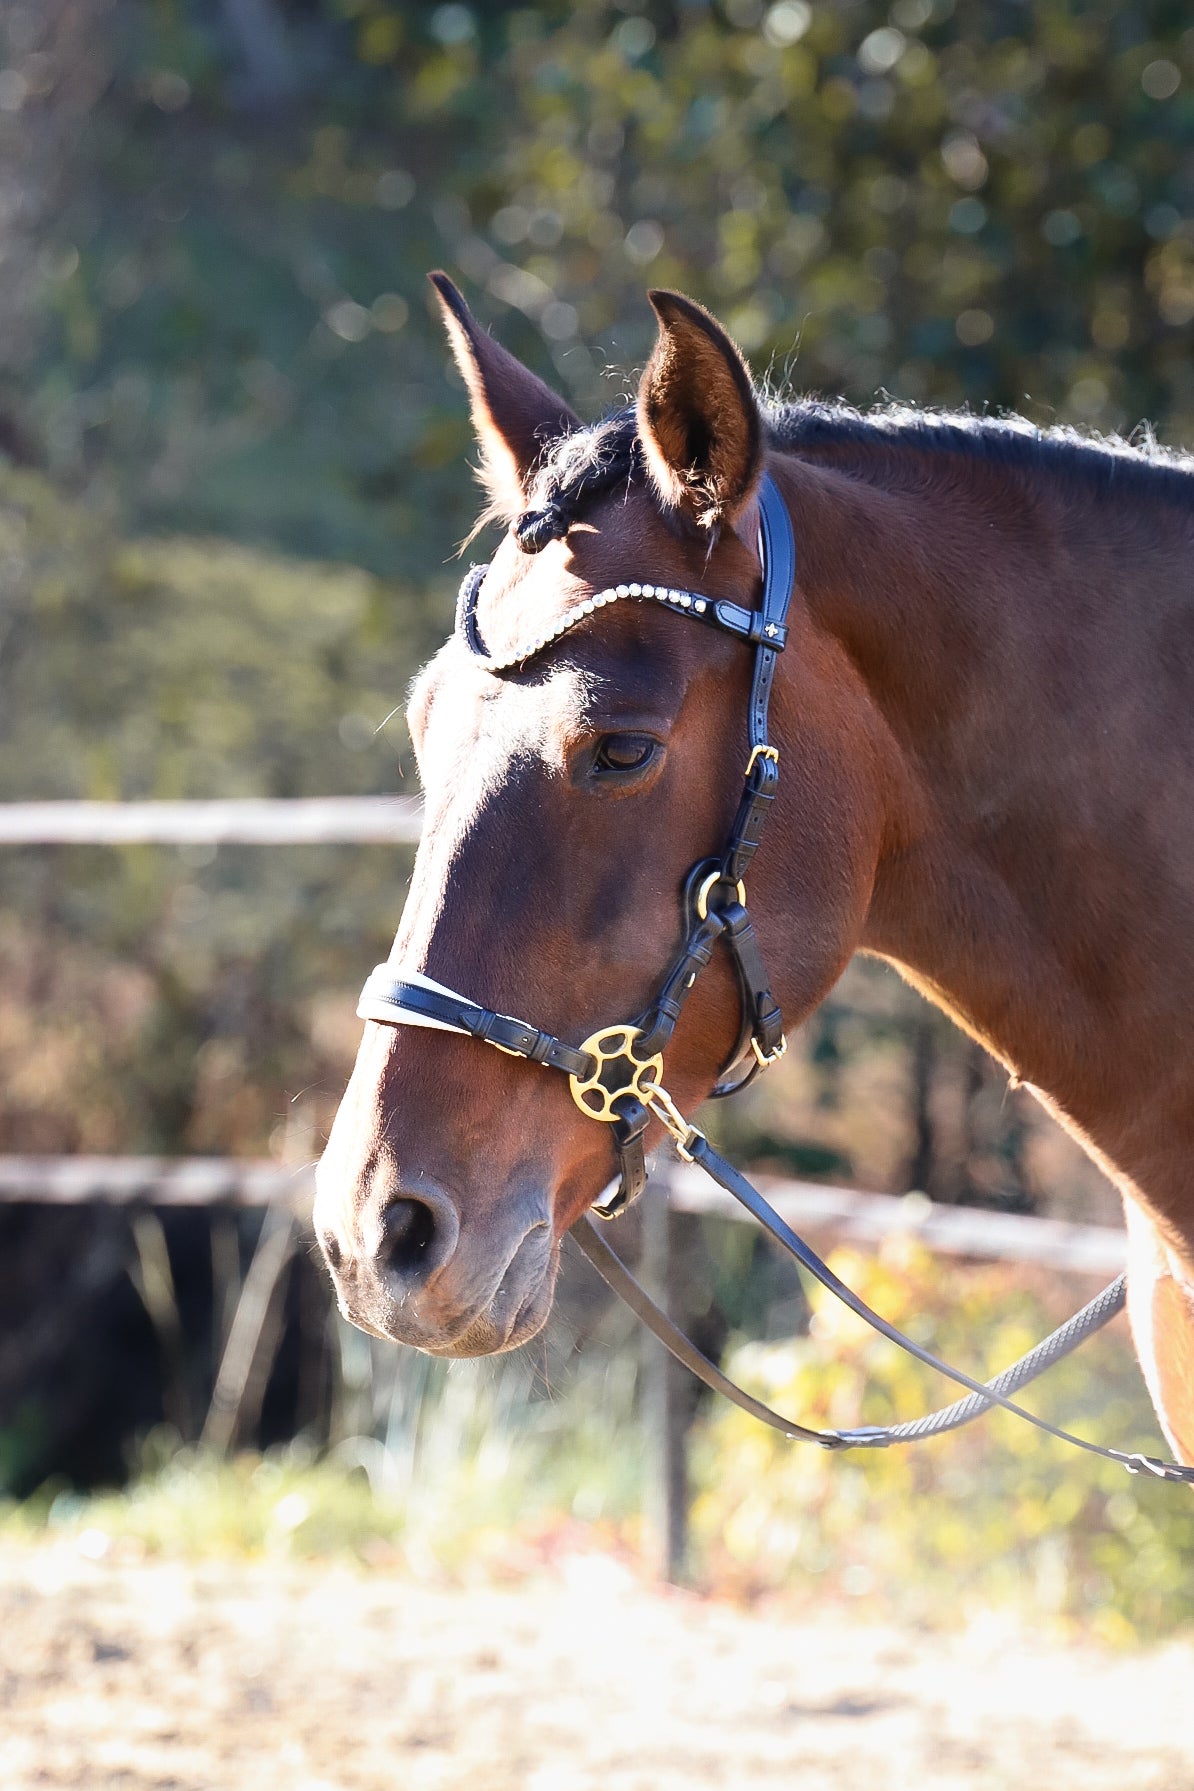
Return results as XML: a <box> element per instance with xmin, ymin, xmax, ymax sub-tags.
<box><xmin>10</xmin><ymin>0</ymin><xmax>1173</xmax><ymax>1187</ymax></box>
<box><xmin>0</xmin><ymin>0</ymin><xmax>1190</xmax><ymax>1612</ymax></box>
<box><xmin>694</xmin><ymin>1244</ymin><xmax>1194</xmax><ymax>1640</ymax></box>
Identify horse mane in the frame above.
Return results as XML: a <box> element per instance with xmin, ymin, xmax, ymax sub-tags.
<box><xmin>517</xmin><ymin>393</ymin><xmax>1194</xmax><ymax>547</ymax></box>
<box><xmin>516</xmin><ymin>408</ymin><xmax>640</xmax><ymax>551</ymax></box>
<box><xmin>768</xmin><ymin>397</ymin><xmax>1194</xmax><ymax>505</ymax></box>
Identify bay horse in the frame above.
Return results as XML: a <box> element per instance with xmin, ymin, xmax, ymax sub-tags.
<box><xmin>315</xmin><ymin>274</ymin><xmax>1194</xmax><ymax>1469</ymax></box>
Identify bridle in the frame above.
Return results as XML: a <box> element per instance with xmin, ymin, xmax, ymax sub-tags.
<box><xmin>356</xmin><ymin>472</ymin><xmax>1194</xmax><ymax>1485</ymax></box>
<box><xmin>361</xmin><ymin>475</ymin><xmax>797</xmax><ymax>1213</ymax></box>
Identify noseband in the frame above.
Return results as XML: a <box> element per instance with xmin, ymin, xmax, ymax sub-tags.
<box><xmin>355</xmin><ymin>472</ymin><xmax>1194</xmax><ymax>1484</ymax></box>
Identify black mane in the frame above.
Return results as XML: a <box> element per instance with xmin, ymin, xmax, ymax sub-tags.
<box><xmin>768</xmin><ymin>397</ymin><xmax>1194</xmax><ymax>505</ymax></box>
<box><xmin>522</xmin><ymin>395</ymin><xmax>1194</xmax><ymax>540</ymax></box>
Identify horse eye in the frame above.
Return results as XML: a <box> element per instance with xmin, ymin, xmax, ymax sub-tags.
<box><xmin>593</xmin><ymin>733</ymin><xmax>658</xmax><ymax>774</ymax></box>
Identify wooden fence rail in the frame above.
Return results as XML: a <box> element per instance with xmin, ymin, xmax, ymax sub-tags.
<box><xmin>0</xmin><ymin>1154</ymin><xmax>1129</xmax><ymax>1582</ymax></box>
<box><xmin>0</xmin><ymin>802</ymin><xmax>1128</xmax><ymax>1279</ymax></box>
<box><xmin>0</xmin><ymin>803</ymin><xmax>1131</xmax><ymax>1579</ymax></box>
<box><xmin>0</xmin><ymin>1153</ymin><xmax>1127</xmax><ymax>1274</ymax></box>
<box><xmin>0</xmin><ymin>797</ymin><xmax>422</xmax><ymax>844</ymax></box>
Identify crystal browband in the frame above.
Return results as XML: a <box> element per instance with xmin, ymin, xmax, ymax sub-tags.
<box><xmin>455</xmin><ymin>564</ymin><xmax>788</xmax><ymax>673</ymax></box>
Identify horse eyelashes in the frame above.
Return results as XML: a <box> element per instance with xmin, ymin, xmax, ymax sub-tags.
<box><xmin>593</xmin><ymin>734</ymin><xmax>659</xmax><ymax>775</ymax></box>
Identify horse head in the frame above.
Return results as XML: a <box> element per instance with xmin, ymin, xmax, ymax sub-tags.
<box><xmin>314</xmin><ymin>279</ymin><xmax>886</xmax><ymax>1355</ymax></box>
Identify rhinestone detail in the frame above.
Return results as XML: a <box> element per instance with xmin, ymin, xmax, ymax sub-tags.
<box><xmin>466</xmin><ymin>579</ymin><xmax>736</xmax><ymax>673</ymax></box>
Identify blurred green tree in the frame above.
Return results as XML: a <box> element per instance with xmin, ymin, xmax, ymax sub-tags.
<box><xmin>0</xmin><ymin>0</ymin><xmax>1176</xmax><ymax>1480</ymax></box>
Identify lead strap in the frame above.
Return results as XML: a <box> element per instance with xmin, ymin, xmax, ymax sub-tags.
<box><xmin>574</xmin><ymin>1164</ymin><xmax>1194</xmax><ymax>1480</ymax></box>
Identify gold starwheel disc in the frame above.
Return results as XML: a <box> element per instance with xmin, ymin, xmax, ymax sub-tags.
<box><xmin>569</xmin><ymin>1024</ymin><xmax>664</xmax><ymax>1122</ymax></box>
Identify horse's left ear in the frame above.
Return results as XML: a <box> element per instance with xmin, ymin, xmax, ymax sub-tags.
<box><xmin>429</xmin><ymin>272</ymin><xmax>579</xmax><ymax>516</ymax></box>
<box><xmin>637</xmin><ymin>290</ymin><xmax>763</xmax><ymax>530</ymax></box>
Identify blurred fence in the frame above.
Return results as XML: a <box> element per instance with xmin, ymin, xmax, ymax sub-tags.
<box><xmin>0</xmin><ymin>797</ymin><xmax>423</xmax><ymax>844</ymax></box>
<box><xmin>0</xmin><ymin>1152</ymin><xmax>1127</xmax><ymax>1273</ymax></box>
<box><xmin>0</xmin><ymin>1150</ymin><xmax>1128</xmax><ymax>1578</ymax></box>
<box><xmin>1</xmin><ymin>799</ymin><xmax>1129</xmax><ymax>1576</ymax></box>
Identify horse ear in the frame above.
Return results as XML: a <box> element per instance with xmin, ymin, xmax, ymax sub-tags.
<box><xmin>637</xmin><ymin>290</ymin><xmax>763</xmax><ymax>530</ymax></box>
<box><xmin>429</xmin><ymin>272</ymin><xmax>579</xmax><ymax>515</ymax></box>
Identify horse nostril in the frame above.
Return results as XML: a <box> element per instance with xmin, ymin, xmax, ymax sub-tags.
<box><xmin>380</xmin><ymin>1195</ymin><xmax>446</xmax><ymax>1289</ymax></box>
<box><xmin>320</xmin><ymin>1231</ymin><xmax>344</xmax><ymax>1273</ymax></box>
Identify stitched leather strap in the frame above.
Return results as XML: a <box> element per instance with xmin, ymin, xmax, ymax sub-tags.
<box><xmin>746</xmin><ymin>477</ymin><xmax>796</xmax><ymax>751</ymax></box>
<box><xmin>635</xmin><ymin>913</ymin><xmax>725</xmax><ymax>1059</ymax></box>
<box><xmin>718</xmin><ymin>901</ymin><xmax>785</xmax><ymax>1060</ymax></box>
<box><xmin>599</xmin><ymin>1099</ymin><xmax>650</xmax><ymax>1218</ymax></box>
<box><xmin>680</xmin><ymin>1137</ymin><xmax>1194</xmax><ymax>1480</ymax></box>
<box><xmin>709</xmin><ymin>598</ymin><xmax>789</xmax><ymax>648</ymax></box>
<box><xmin>358</xmin><ymin>967</ymin><xmax>594</xmax><ymax>1079</ymax></box>
<box><xmin>572</xmin><ymin>1219</ymin><xmax>1150</xmax><ymax>1456</ymax></box>
<box><xmin>722</xmin><ymin>751</ymin><xmax>780</xmax><ymax>884</ymax></box>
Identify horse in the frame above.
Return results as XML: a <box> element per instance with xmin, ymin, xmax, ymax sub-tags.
<box><xmin>314</xmin><ymin>274</ymin><xmax>1194</xmax><ymax>1469</ymax></box>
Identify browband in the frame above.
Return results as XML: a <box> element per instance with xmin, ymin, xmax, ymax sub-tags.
<box><xmin>455</xmin><ymin>512</ymin><xmax>789</xmax><ymax>673</ymax></box>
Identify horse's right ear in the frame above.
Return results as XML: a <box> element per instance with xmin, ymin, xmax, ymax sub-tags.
<box><xmin>429</xmin><ymin>273</ymin><xmax>579</xmax><ymax>517</ymax></box>
<box><xmin>637</xmin><ymin>290</ymin><xmax>762</xmax><ymax>531</ymax></box>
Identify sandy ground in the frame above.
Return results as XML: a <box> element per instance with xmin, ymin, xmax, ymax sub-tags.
<box><xmin>1</xmin><ymin>1539</ymin><xmax>1192</xmax><ymax>1791</ymax></box>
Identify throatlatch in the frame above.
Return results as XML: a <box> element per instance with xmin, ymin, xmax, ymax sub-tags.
<box><xmin>356</xmin><ymin>471</ymin><xmax>1194</xmax><ymax>1485</ymax></box>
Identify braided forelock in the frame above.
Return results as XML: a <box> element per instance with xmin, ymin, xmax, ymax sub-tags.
<box><xmin>514</xmin><ymin>408</ymin><xmax>642</xmax><ymax>553</ymax></box>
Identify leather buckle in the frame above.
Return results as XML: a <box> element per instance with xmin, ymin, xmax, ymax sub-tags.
<box><xmin>695</xmin><ymin>868</ymin><xmax>747</xmax><ymax>921</ymax></box>
<box><xmin>477</xmin><ymin>1012</ymin><xmax>539</xmax><ymax>1060</ymax></box>
<box><xmin>745</xmin><ymin>744</ymin><xmax>779</xmax><ymax>778</ymax></box>
<box><xmin>591</xmin><ymin>1178</ymin><xmax>629</xmax><ymax>1220</ymax></box>
<box><xmin>750</xmin><ymin>1035</ymin><xmax>788</xmax><ymax>1070</ymax></box>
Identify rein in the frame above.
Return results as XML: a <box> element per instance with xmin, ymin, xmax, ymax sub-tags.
<box><xmin>359</xmin><ymin>474</ymin><xmax>1194</xmax><ymax>1486</ymax></box>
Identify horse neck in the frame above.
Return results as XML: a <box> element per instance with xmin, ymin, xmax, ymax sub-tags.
<box><xmin>774</xmin><ymin>441</ymin><xmax>1194</xmax><ymax>1199</ymax></box>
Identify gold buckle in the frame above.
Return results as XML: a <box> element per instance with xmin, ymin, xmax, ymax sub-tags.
<box><xmin>695</xmin><ymin>868</ymin><xmax>747</xmax><ymax>921</ymax></box>
<box><xmin>745</xmin><ymin>744</ymin><xmax>779</xmax><ymax>777</ymax></box>
<box><xmin>569</xmin><ymin>1025</ymin><xmax>663</xmax><ymax>1122</ymax></box>
<box><xmin>568</xmin><ymin>1026</ymin><xmax>705</xmax><ymax>1163</ymax></box>
<box><xmin>750</xmin><ymin>1034</ymin><xmax>788</xmax><ymax>1070</ymax></box>
<box><xmin>590</xmin><ymin>1178</ymin><xmax>626</xmax><ymax>1219</ymax></box>
<box><xmin>643</xmin><ymin>1083</ymin><xmax>705</xmax><ymax>1162</ymax></box>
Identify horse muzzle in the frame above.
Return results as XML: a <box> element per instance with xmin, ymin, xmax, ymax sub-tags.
<box><xmin>314</xmin><ymin>1168</ymin><xmax>558</xmax><ymax>1357</ymax></box>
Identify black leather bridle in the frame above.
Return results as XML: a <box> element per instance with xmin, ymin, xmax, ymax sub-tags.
<box><xmin>357</xmin><ymin>472</ymin><xmax>1194</xmax><ymax>1484</ymax></box>
<box><xmin>362</xmin><ymin>475</ymin><xmax>796</xmax><ymax>1215</ymax></box>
